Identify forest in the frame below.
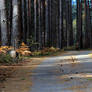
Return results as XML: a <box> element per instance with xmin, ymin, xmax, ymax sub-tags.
<box><xmin>0</xmin><ymin>0</ymin><xmax>92</xmax><ymax>50</ymax></box>
<box><xmin>1</xmin><ymin>0</ymin><xmax>92</xmax><ymax>92</ymax></box>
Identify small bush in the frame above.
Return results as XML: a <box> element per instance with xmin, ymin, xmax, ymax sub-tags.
<box><xmin>32</xmin><ymin>51</ymin><xmax>41</xmax><ymax>56</ymax></box>
<box><xmin>16</xmin><ymin>42</ymin><xmax>31</xmax><ymax>56</ymax></box>
<box><xmin>49</xmin><ymin>47</ymin><xmax>57</xmax><ymax>52</ymax></box>
<box><xmin>0</xmin><ymin>53</ymin><xmax>22</xmax><ymax>64</ymax></box>
<box><xmin>0</xmin><ymin>54</ymin><xmax>13</xmax><ymax>64</ymax></box>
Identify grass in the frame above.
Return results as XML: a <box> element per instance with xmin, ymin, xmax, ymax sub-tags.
<box><xmin>0</xmin><ymin>53</ymin><xmax>23</xmax><ymax>65</ymax></box>
<box><xmin>87</xmin><ymin>78</ymin><xmax>92</xmax><ymax>81</ymax></box>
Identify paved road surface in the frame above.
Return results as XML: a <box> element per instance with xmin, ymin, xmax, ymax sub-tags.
<box><xmin>31</xmin><ymin>51</ymin><xmax>92</xmax><ymax>92</ymax></box>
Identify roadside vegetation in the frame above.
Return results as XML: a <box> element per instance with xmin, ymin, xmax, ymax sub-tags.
<box><xmin>0</xmin><ymin>42</ymin><xmax>62</xmax><ymax>85</ymax></box>
<box><xmin>0</xmin><ymin>42</ymin><xmax>62</xmax><ymax>64</ymax></box>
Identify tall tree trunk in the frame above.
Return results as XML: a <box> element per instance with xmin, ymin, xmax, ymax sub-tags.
<box><xmin>91</xmin><ymin>0</ymin><xmax>92</xmax><ymax>48</ymax></box>
<box><xmin>9</xmin><ymin>0</ymin><xmax>13</xmax><ymax>46</ymax></box>
<box><xmin>27</xmin><ymin>0</ymin><xmax>31</xmax><ymax>43</ymax></box>
<box><xmin>4</xmin><ymin>0</ymin><xmax>9</xmax><ymax>45</ymax></box>
<box><xmin>66</xmin><ymin>0</ymin><xmax>73</xmax><ymax>47</ymax></box>
<box><xmin>76</xmin><ymin>0</ymin><xmax>83</xmax><ymax>49</ymax></box>
<box><xmin>22</xmin><ymin>0</ymin><xmax>27</xmax><ymax>43</ymax></box>
<box><xmin>41</xmin><ymin>0</ymin><xmax>45</xmax><ymax>48</ymax></box>
<box><xmin>45</xmin><ymin>0</ymin><xmax>49</xmax><ymax>47</ymax></box>
<box><xmin>49</xmin><ymin>0</ymin><xmax>52</xmax><ymax>47</ymax></box>
<box><xmin>58</xmin><ymin>0</ymin><xmax>63</xmax><ymax>49</ymax></box>
<box><xmin>69</xmin><ymin>0</ymin><xmax>73</xmax><ymax>46</ymax></box>
<box><xmin>34</xmin><ymin>0</ymin><xmax>37</xmax><ymax>42</ymax></box>
<box><xmin>87</xmin><ymin>0</ymin><xmax>92</xmax><ymax>48</ymax></box>
<box><xmin>84</xmin><ymin>0</ymin><xmax>90</xmax><ymax>48</ymax></box>
<box><xmin>1</xmin><ymin>0</ymin><xmax>8</xmax><ymax>46</ymax></box>
<box><xmin>11</xmin><ymin>0</ymin><xmax>18</xmax><ymax>48</ymax></box>
<box><xmin>18</xmin><ymin>0</ymin><xmax>23</xmax><ymax>44</ymax></box>
<box><xmin>0</xmin><ymin>10</ymin><xmax>1</xmax><ymax>45</ymax></box>
<box><xmin>38</xmin><ymin>0</ymin><xmax>42</xmax><ymax>49</ymax></box>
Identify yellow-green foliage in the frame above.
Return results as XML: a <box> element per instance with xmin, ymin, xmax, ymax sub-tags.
<box><xmin>32</xmin><ymin>47</ymin><xmax>60</xmax><ymax>56</ymax></box>
<box><xmin>49</xmin><ymin>47</ymin><xmax>60</xmax><ymax>52</ymax></box>
<box><xmin>32</xmin><ymin>51</ymin><xmax>42</xmax><ymax>56</ymax></box>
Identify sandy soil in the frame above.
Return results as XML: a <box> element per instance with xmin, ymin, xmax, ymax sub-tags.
<box><xmin>0</xmin><ymin>58</ymin><xmax>46</xmax><ymax>92</ymax></box>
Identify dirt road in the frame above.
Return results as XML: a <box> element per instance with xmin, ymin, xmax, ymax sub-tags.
<box><xmin>1</xmin><ymin>51</ymin><xmax>92</xmax><ymax>92</ymax></box>
<box><xmin>31</xmin><ymin>51</ymin><xmax>92</xmax><ymax>92</ymax></box>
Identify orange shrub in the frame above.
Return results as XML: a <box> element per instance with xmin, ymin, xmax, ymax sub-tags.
<box><xmin>0</xmin><ymin>46</ymin><xmax>13</xmax><ymax>54</ymax></box>
<box><xmin>41</xmin><ymin>47</ymin><xmax>60</xmax><ymax>53</ymax></box>
<box><xmin>16</xmin><ymin>42</ymin><xmax>31</xmax><ymax>56</ymax></box>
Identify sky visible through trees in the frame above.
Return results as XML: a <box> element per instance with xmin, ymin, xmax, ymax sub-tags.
<box><xmin>72</xmin><ymin>0</ymin><xmax>76</xmax><ymax>4</ymax></box>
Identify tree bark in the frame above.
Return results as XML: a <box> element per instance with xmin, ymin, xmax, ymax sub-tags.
<box><xmin>58</xmin><ymin>0</ymin><xmax>63</xmax><ymax>49</ymax></box>
<box><xmin>76</xmin><ymin>0</ymin><xmax>83</xmax><ymax>49</ymax></box>
<box><xmin>0</xmin><ymin>10</ymin><xmax>1</xmax><ymax>45</ymax></box>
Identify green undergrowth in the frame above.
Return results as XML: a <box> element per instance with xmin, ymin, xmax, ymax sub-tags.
<box><xmin>87</xmin><ymin>78</ymin><xmax>92</xmax><ymax>81</ymax></box>
<box><xmin>0</xmin><ymin>53</ymin><xmax>23</xmax><ymax>65</ymax></box>
<box><xmin>0</xmin><ymin>54</ymin><xmax>13</xmax><ymax>64</ymax></box>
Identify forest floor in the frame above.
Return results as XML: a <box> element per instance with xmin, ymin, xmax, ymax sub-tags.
<box><xmin>0</xmin><ymin>57</ymin><xmax>46</xmax><ymax>92</ymax></box>
<box><xmin>1</xmin><ymin>51</ymin><xmax>92</xmax><ymax>92</ymax></box>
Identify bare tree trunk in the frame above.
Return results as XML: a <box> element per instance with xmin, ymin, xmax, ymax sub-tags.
<box><xmin>49</xmin><ymin>0</ymin><xmax>52</xmax><ymax>47</ymax></box>
<box><xmin>1</xmin><ymin>0</ymin><xmax>8</xmax><ymax>46</ymax></box>
<box><xmin>69</xmin><ymin>0</ymin><xmax>73</xmax><ymax>46</ymax></box>
<box><xmin>0</xmin><ymin>10</ymin><xmax>1</xmax><ymax>45</ymax></box>
<box><xmin>38</xmin><ymin>0</ymin><xmax>41</xmax><ymax>49</ymax></box>
<box><xmin>9</xmin><ymin>0</ymin><xmax>13</xmax><ymax>46</ymax></box>
<box><xmin>40</xmin><ymin>0</ymin><xmax>45</xmax><ymax>48</ymax></box>
<box><xmin>11</xmin><ymin>0</ymin><xmax>18</xmax><ymax>47</ymax></box>
<box><xmin>66</xmin><ymin>0</ymin><xmax>73</xmax><ymax>47</ymax></box>
<box><xmin>84</xmin><ymin>0</ymin><xmax>90</xmax><ymax>48</ymax></box>
<box><xmin>76</xmin><ymin>0</ymin><xmax>83</xmax><ymax>49</ymax></box>
<box><xmin>91</xmin><ymin>0</ymin><xmax>92</xmax><ymax>48</ymax></box>
<box><xmin>18</xmin><ymin>0</ymin><xmax>23</xmax><ymax>44</ymax></box>
<box><xmin>34</xmin><ymin>0</ymin><xmax>37</xmax><ymax>42</ymax></box>
<box><xmin>87</xmin><ymin>0</ymin><xmax>92</xmax><ymax>48</ymax></box>
<box><xmin>45</xmin><ymin>0</ymin><xmax>49</xmax><ymax>47</ymax></box>
<box><xmin>27</xmin><ymin>0</ymin><xmax>31</xmax><ymax>43</ymax></box>
<box><xmin>58</xmin><ymin>0</ymin><xmax>63</xmax><ymax>49</ymax></box>
<box><xmin>66</xmin><ymin>0</ymin><xmax>70</xmax><ymax>47</ymax></box>
<box><xmin>22</xmin><ymin>0</ymin><xmax>27</xmax><ymax>43</ymax></box>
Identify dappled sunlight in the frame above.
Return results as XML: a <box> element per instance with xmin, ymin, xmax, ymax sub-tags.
<box><xmin>56</xmin><ymin>54</ymin><xmax>90</xmax><ymax>60</ymax></box>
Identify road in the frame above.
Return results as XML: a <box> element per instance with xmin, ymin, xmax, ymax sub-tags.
<box><xmin>31</xmin><ymin>51</ymin><xmax>92</xmax><ymax>92</ymax></box>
